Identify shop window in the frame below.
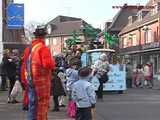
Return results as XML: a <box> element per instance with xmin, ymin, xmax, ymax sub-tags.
<box><xmin>153</xmin><ymin>56</ymin><xmax>158</xmax><ymax>74</ymax></box>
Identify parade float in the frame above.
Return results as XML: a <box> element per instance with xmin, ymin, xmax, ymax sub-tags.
<box><xmin>81</xmin><ymin>48</ymin><xmax>126</xmax><ymax>93</ymax></box>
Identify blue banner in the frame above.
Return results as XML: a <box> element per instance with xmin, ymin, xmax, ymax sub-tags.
<box><xmin>7</xmin><ymin>3</ymin><xmax>24</xmax><ymax>29</ymax></box>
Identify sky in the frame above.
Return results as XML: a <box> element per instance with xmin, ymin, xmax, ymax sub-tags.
<box><xmin>14</xmin><ymin>0</ymin><xmax>148</xmax><ymax>28</ymax></box>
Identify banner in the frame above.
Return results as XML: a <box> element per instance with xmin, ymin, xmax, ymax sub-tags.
<box><xmin>103</xmin><ymin>64</ymin><xmax>126</xmax><ymax>91</ymax></box>
<box><xmin>91</xmin><ymin>64</ymin><xmax>126</xmax><ymax>91</ymax></box>
<box><xmin>7</xmin><ymin>3</ymin><xmax>24</xmax><ymax>29</ymax></box>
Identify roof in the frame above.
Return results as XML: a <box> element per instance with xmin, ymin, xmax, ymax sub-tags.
<box><xmin>48</xmin><ymin>15</ymin><xmax>82</xmax><ymax>24</ymax></box>
<box><xmin>47</xmin><ymin>15</ymin><xmax>88</xmax><ymax>36</ymax></box>
<box><xmin>50</xmin><ymin>20</ymin><xmax>83</xmax><ymax>36</ymax></box>
<box><xmin>107</xmin><ymin>5</ymin><xmax>139</xmax><ymax>32</ymax></box>
<box><xmin>119</xmin><ymin>0</ymin><xmax>160</xmax><ymax>35</ymax></box>
<box><xmin>119</xmin><ymin>13</ymin><xmax>159</xmax><ymax>35</ymax></box>
<box><xmin>87</xmin><ymin>49</ymin><xmax>115</xmax><ymax>53</ymax></box>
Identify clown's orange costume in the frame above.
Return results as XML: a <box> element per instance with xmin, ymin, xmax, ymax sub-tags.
<box><xmin>21</xmin><ymin>28</ymin><xmax>55</xmax><ymax>120</ymax></box>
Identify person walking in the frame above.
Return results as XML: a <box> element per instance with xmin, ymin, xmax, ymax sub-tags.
<box><xmin>72</xmin><ymin>67</ymin><xmax>96</xmax><ymax>120</ymax></box>
<box><xmin>51</xmin><ymin>68</ymin><xmax>66</xmax><ymax>112</ymax></box>
<box><xmin>143</xmin><ymin>62</ymin><xmax>153</xmax><ymax>88</ymax></box>
<box><xmin>21</xmin><ymin>27</ymin><xmax>55</xmax><ymax>120</ymax></box>
<box><xmin>10</xmin><ymin>49</ymin><xmax>22</xmax><ymax>103</ymax></box>
<box><xmin>135</xmin><ymin>64</ymin><xmax>144</xmax><ymax>88</ymax></box>
<box><xmin>2</xmin><ymin>49</ymin><xmax>18</xmax><ymax>103</ymax></box>
<box><xmin>0</xmin><ymin>50</ymin><xmax>8</xmax><ymax>91</ymax></box>
<box><xmin>92</xmin><ymin>53</ymin><xmax>109</xmax><ymax>100</ymax></box>
<box><xmin>126</xmin><ymin>62</ymin><xmax>133</xmax><ymax>88</ymax></box>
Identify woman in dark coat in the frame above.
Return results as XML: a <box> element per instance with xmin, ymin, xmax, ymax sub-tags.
<box><xmin>51</xmin><ymin>68</ymin><xmax>66</xmax><ymax>111</ymax></box>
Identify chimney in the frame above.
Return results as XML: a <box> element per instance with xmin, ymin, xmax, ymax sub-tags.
<box><xmin>105</xmin><ymin>21</ymin><xmax>112</xmax><ymax>31</ymax></box>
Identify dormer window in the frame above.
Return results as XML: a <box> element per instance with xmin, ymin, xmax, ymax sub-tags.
<box><xmin>138</xmin><ymin>11</ymin><xmax>143</xmax><ymax>21</ymax></box>
<box><xmin>128</xmin><ymin>16</ymin><xmax>132</xmax><ymax>25</ymax></box>
<box><xmin>137</xmin><ymin>10</ymin><xmax>149</xmax><ymax>21</ymax></box>
<box><xmin>153</xmin><ymin>2</ymin><xmax>160</xmax><ymax>14</ymax></box>
<box><xmin>128</xmin><ymin>15</ymin><xmax>137</xmax><ymax>25</ymax></box>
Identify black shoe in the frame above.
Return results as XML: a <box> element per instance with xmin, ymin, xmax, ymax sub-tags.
<box><xmin>22</xmin><ymin>106</ymin><xmax>28</xmax><ymax>111</ymax></box>
<box><xmin>7</xmin><ymin>101</ymin><xmax>12</xmax><ymax>104</ymax></box>
<box><xmin>52</xmin><ymin>108</ymin><xmax>60</xmax><ymax>112</ymax></box>
<box><xmin>59</xmin><ymin>104</ymin><xmax>66</xmax><ymax>107</ymax></box>
<box><xmin>11</xmin><ymin>100</ymin><xmax>20</xmax><ymax>104</ymax></box>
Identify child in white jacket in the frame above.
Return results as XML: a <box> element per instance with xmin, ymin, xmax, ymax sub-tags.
<box><xmin>72</xmin><ymin>67</ymin><xmax>96</xmax><ymax>120</ymax></box>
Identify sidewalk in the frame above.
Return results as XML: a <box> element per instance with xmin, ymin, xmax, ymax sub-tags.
<box><xmin>153</xmin><ymin>79</ymin><xmax>160</xmax><ymax>90</ymax></box>
<box><xmin>0</xmin><ymin>91</ymin><xmax>73</xmax><ymax>120</ymax></box>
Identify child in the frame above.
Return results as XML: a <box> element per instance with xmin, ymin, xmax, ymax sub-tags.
<box><xmin>66</xmin><ymin>63</ymin><xmax>79</xmax><ymax>100</ymax></box>
<box><xmin>57</xmin><ymin>68</ymin><xmax>67</xmax><ymax>107</ymax></box>
<box><xmin>51</xmin><ymin>68</ymin><xmax>66</xmax><ymax>112</ymax></box>
<box><xmin>72</xmin><ymin>67</ymin><xmax>96</xmax><ymax>120</ymax></box>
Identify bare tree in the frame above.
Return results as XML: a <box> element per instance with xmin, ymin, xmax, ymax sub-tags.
<box><xmin>24</xmin><ymin>21</ymin><xmax>44</xmax><ymax>42</ymax></box>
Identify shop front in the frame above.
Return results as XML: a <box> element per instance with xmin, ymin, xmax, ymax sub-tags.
<box><xmin>141</xmin><ymin>42</ymin><xmax>160</xmax><ymax>75</ymax></box>
<box><xmin>120</xmin><ymin>42</ymin><xmax>160</xmax><ymax>75</ymax></box>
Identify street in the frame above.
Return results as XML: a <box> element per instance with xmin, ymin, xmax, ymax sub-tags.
<box><xmin>96</xmin><ymin>88</ymin><xmax>160</xmax><ymax>120</ymax></box>
<box><xmin>0</xmin><ymin>88</ymin><xmax>160</xmax><ymax>120</ymax></box>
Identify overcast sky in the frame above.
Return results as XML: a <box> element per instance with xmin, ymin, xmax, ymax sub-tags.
<box><xmin>14</xmin><ymin>0</ymin><xmax>147</xmax><ymax>28</ymax></box>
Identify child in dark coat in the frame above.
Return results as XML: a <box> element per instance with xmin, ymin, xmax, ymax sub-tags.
<box><xmin>51</xmin><ymin>68</ymin><xmax>66</xmax><ymax>112</ymax></box>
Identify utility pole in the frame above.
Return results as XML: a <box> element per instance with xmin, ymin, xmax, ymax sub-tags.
<box><xmin>0</xmin><ymin>0</ymin><xmax>3</xmax><ymax>62</ymax></box>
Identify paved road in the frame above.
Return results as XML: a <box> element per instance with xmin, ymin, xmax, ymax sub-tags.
<box><xmin>0</xmin><ymin>88</ymin><xmax>160</xmax><ymax>120</ymax></box>
<box><xmin>96</xmin><ymin>88</ymin><xmax>160</xmax><ymax>120</ymax></box>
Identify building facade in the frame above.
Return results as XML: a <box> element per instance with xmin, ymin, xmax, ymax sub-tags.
<box><xmin>45</xmin><ymin>16</ymin><xmax>91</xmax><ymax>56</ymax></box>
<box><xmin>119</xmin><ymin>0</ymin><xmax>160</xmax><ymax>75</ymax></box>
<box><xmin>100</xmin><ymin>4</ymin><xmax>139</xmax><ymax>49</ymax></box>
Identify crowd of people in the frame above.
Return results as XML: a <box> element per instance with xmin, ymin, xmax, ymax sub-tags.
<box><xmin>126</xmin><ymin>62</ymin><xmax>154</xmax><ymax>89</ymax></box>
<box><xmin>0</xmin><ymin>27</ymin><xmax>98</xmax><ymax>120</ymax></box>
<box><xmin>0</xmin><ymin>49</ymin><xmax>21</xmax><ymax>103</ymax></box>
<box><xmin>0</xmin><ymin>26</ymin><xmax>155</xmax><ymax>120</ymax></box>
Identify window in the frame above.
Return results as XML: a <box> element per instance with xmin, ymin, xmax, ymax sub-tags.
<box><xmin>120</xmin><ymin>38</ymin><xmax>123</xmax><ymax>48</ymax></box>
<box><xmin>132</xmin><ymin>34</ymin><xmax>137</xmax><ymax>46</ymax></box>
<box><xmin>145</xmin><ymin>30</ymin><xmax>153</xmax><ymax>43</ymax></box>
<box><xmin>153</xmin><ymin>2</ymin><xmax>160</xmax><ymax>14</ymax></box>
<box><xmin>128</xmin><ymin>34</ymin><xmax>132</xmax><ymax>47</ymax></box>
<box><xmin>137</xmin><ymin>11</ymin><xmax>142</xmax><ymax>21</ymax></box>
<box><xmin>45</xmin><ymin>38</ymin><xmax>49</xmax><ymax>46</ymax></box>
<box><xmin>123</xmin><ymin>37</ymin><xmax>127</xmax><ymax>48</ymax></box>
<box><xmin>52</xmin><ymin>38</ymin><xmax>57</xmax><ymax>45</ymax></box>
<box><xmin>128</xmin><ymin>16</ymin><xmax>132</xmax><ymax>25</ymax></box>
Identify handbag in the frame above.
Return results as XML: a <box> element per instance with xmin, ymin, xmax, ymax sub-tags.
<box><xmin>67</xmin><ymin>101</ymin><xmax>77</xmax><ymax>118</ymax></box>
<box><xmin>99</xmin><ymin>72</ymin><xmax>108</xmax><ymax>83</ymax></box>
<box><xmin>10</xmin><ymin>80</ymin><xmax>22</xmax><ymax>98</ymax></box>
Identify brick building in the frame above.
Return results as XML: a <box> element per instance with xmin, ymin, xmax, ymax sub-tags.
<box><xmin>99</xmin><ymin>4</ymin><xmax>139</xmax><ymax>49</ymax></box>
<box><xmin>45</xmin><ymin>15</ymin><xmax>93</xmax><ymax>55</ymax></box>
<box><xmin>119</xmin><ymin>0</ymin><xmax>160</xmax><ymax>75</ymax></box>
